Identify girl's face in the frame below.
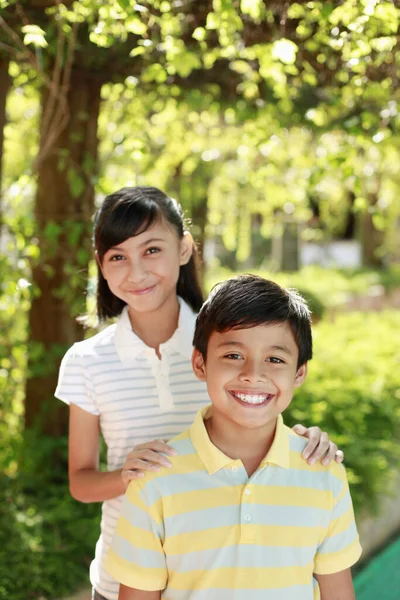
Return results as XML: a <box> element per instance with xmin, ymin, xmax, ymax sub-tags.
<box><xmin>100</xmin><ymin>219</ymin><xmax>193</xmax><ymax>314</ymax></box>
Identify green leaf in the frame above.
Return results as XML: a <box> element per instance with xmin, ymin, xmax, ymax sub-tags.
<box><xmin>193</xmin><ymin>27</ymin><xmax>206</xmax><ymax>41</ymax></box>
<box><xmin>117</xmin><ymin>0</ymin><xmax>130</xmax><ymax>9</ymax></box>
<box><xmin>370</xmin><ymin>36</ymin><xmax>397</xmax><ymax>52</ymax></box>
<box><xmin>22</xmin><ymin>25</ymin><xmax>48</xmax><ymax>48</ymax></box>
<box><xmin>67</xmin><ymin>168</ymin><xmax>85</xmax><ymax>198</ymax></box>
<box><xmin>129</xmin><ymin>46</ymin><xmax>146</xmax><ymax>57</ymax></box>
<box><xmin>142</xmin><ymin>63</ymin><xmax>168</xmax><ymax>83</ymax></box>
<box><xmin>43</xmin><ymin>222</ymin><xmax>62</xmax><ymax>244</ymax></box>
<box><xmin>77</xmin><ymin>248</ymin><xmax>90</xmax><ymax>266</ymax></box>
<box><xmin>206</xmin><ymin>12</ymin><xmax>219</xmax><ymax>29</ymax></box>
<box><xmin>241</xmin><ymin>0</ymin><xmax>263</xmax><ymax>19</ymax></box>
<box><xmin>66</xmin><ymin>221</ymin><xmax>85</xmax><ymax>246</ymax></box>
<box><xmin>271</xmin><ymin>39</ymin><xmax>298</xmax><ymax>65</ymax></box>
<box><xmin>126</xmin><ymin>17</ymin><xmax>147</xmax><ymax>35</ymax></box>
<box><xmin>171</xmin><ymin>52</ymin><xmax>202</xmax><ymax>77</ymax></box>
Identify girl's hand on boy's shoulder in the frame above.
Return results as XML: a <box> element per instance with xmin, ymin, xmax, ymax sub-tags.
<box><xmin>292</xmin><ymin>424</ymin><xmax>344</xmax><ymax>467</ymax></box>
<box><xmin>121</xmin><ymin>440</ymin><xmax>178</xmax><ymax>489</ymax></box>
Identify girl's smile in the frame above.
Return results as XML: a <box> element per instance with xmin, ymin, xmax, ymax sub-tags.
<box><xmin>125</xmin><ymin>284</ymin><xmax>157</xmax><ymax>295</ymax></box>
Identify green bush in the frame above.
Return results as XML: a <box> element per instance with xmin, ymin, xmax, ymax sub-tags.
<box><xmin>0</xmin><ymin>442</ymin><xmax>100</xmax><ymax>600</ymax></box>
<box><xmin>294</xmin><ymin>287</ymin><xmax>327</xmax><ymax>321</ymax></box>
<box><xmin>285</xmin><ymin>310</ymin><xmax>400</xmax><ymax>514</ymax></box>
<box><xmin>0</xmin><ymin>254</ymin><xmax>29</xmax><ymax>479</ymax></box>
<box><xmin>205</xmin><ymin>264</ymin><xmax>400</xmax><ymax>311</ymax></box>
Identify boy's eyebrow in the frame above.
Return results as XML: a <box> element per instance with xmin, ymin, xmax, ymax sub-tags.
<box><xmin>217</xmin><ymin>341</ymin><xmax>244</xmax><ymax>348</ymax></box>
<box><xmin>270</xmin><ymin>344</ymin><xmax>293</xmax><ymax>356</ymax></box>
<box><xmin>217</xmin><ymin>341</ymin><xmax>293</xmax><ymax>355</ymax></box>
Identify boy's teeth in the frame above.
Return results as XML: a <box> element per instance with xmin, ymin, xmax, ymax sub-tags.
<box><xmin>235</xmin><ymin>393</ymin><xmax>269</xmax><ymax>404</ymax></box>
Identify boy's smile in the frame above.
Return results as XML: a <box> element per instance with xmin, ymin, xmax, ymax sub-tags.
<box><xmin>229</xmin><ymin>390</ymin><xmax>276</xmax><ymax>407</ymax></box>
<box><xmin>193</xmin><ymin>323</ymin><xmax>307</xmax><ymax>434</ymax></box>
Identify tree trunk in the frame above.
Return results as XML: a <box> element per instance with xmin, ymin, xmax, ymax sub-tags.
<box><xmin>191</xmin><ymin>194</ymin><xmax>208</xmax><ymax>263</ymax></box>
<box><xmin>361</xmin><ymin>193</ymin><xmax>385</xmax><ymax>268</ymax></box>
<box><xmin>281</xmin><ymin>216</ymin><xmax>300</xmax><ymax>272</ymax></box>
<box><xmin>25</xmin><ymin>68</ymin><xmax>103</xmax><ymax>435</ymax></box>
<box><xmin>0</xmin><ymin>56</ymin><xmax>11</xmax><ymax>237</ymax></box>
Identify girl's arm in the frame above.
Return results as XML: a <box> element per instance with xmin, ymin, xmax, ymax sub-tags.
<box><xmin>119</xmin><ymin>585</ymin><xmax>161</xmax><ymax>600</ymax></box>
<box><xmin>68</xmin><ymin>404</ymin><xmax>126</xmax><ymax>502</ymax></box>
<box><xmin>315</xmin><ymin>568</ymin><xmax>355</xmax><ymax>600</ymax></box>
<box><xmin>68</xmin><ymin>404</ymin><xmax>178</xmax><ymax>503</ymax></box>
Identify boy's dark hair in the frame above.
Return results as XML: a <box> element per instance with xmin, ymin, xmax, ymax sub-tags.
<box><xmin>93</xmin><ymin>186</ymin><xmax>204</xmax><ymax>321</ymax></box>
<box><xmin>193</xmin><ymin>274</ymin><xmax>312</xmax><ymax>368</ymax></box>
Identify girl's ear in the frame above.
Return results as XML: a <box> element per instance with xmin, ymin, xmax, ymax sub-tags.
<box><xmin>180</xmin><ymin>231</ymin><xmax>194</xmax><ymax>266</ymax></box>
<box><xmin>192</xmin><ymin>348</ymin><xmax>206</xmax><ymax>381</ymax></box>
<box><xmin>294</xmin><ymin>363</ymin><xmax>308</xmax><ymax>388</ymax></box>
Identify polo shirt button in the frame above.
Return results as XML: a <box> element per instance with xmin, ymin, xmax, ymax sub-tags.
<box><xmin>244</xmin><ymin>514</ymin><xmax>251</xmax><ymax>522</ymax></box>
<box><xmin>231</xmin><ymin>466</ymin><xmax>237</xmax><ymax>472</ymax></box>
<box><xmin>244</xmin><ymin>488</ymin><xmax>251</xmax><ymax>496</ymax></box>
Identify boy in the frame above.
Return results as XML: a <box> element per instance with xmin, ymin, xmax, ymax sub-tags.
<box><xmin>106</xmin><ymin>275</ymin><xmax>361</xmax><ymax>600</ymax></box>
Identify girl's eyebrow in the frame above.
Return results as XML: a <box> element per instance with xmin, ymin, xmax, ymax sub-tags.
<box><xmin>138</xmin><ymin>237</ymin><xmax>166</xmax><ymax>247</ymax></box>
<box><xmin>106</xmin><ymin>246</ymin><xmax>124</xmax><ymax>252</ymax></box>
<box><xmin>107</xmin><ymin>238</ymin><xmax>166</xmax><ymax>252</ymax></box>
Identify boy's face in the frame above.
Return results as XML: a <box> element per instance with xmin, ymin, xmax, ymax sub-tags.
<box><xmin>192</xmin><ymin>323</ymin><xmax>307</xmax><ymax>431</ymax></box>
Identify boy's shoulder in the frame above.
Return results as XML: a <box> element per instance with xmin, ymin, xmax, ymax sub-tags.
<box><xmin>287</xmin><ymin>424</ymin><xmax>348</xmax><ymax>483</ymax></box>
<box><xmin>127</xmin><ymin>428</ymin><xmax>201</xmax><ymax>494</ymax></box>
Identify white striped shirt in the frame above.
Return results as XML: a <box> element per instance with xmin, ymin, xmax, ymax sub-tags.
<box><xmin>55</xmin><ymin>298</ymin><xmax>209</xmax><ymax>600</ymax></box>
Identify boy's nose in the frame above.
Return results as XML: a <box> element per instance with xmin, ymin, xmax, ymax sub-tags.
<box><xmin>239</xmin><ymin>362</ymin><xmax>267</xmax><ymax>383</ymax></box>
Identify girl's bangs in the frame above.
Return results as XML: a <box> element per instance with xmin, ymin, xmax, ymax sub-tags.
<box><xmin>97</xmin><ymin>200</ymin><xmax>161</xmax><ymax>257</ymax></box>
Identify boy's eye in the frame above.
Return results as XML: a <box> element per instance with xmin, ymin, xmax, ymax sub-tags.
<box><xmin>224</xmin><ymin>353</ymin><xmax>243</xmax><ymax>360</ymax></box>
<box><xmin>145</xmin><ymin>247</ymin><xmax>161</xmax><ymax>255</ymax></box>
<box><xmin>268</xmin><ymin>357</ymin><xmax>284</xmax><ymax>364</ymax></box>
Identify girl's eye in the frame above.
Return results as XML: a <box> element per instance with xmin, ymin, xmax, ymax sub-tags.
<box><xmin>268</xmin><ymin>357</ymin><xmax>284</xmax><ymax>364</ymax></box>
<box><xmin>109</xmin><ymin>254</ymin><xmax>125</xmax><ymax>261</ymax></box>
<box><xmin>145</xmin><ymin>247</ymin><xmax>161</xmax><ymax>255</ymax></box>
<box><xmin>224</xmin><ymin>353</ymin><xmax>242</xmax><ymax>360</ymax></box>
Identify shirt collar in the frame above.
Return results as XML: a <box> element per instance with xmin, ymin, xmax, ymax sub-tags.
<box><xmin>190</xmin><ymin>407</ymin><xmax>290</xmax><ymax>475</ymax></box>
<box><xmin>114</xmin><ymin>297</ymin><xmax>196</xmax><ymax>365</ymax></box>
<box><xmin>161</xmin><ymin>298</ymin><xmax>196</xmax><ymax>359</ymax></box>
<box><xmin>260</xmin><ymin>414</ymin><xmax>290</xmax><ymax>469</ymax></box>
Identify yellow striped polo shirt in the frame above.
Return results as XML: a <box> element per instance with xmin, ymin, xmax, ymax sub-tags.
<box><xmin>106</xmin><ymin>407</ymin><xmax>361</xmax><ymax>600</ymax></box>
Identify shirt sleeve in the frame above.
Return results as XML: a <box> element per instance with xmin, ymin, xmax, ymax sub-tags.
<box><xmin>314</xmin><ymin>463</ymin><xmax>362</xmax><ymax>575</ymax></box>
<box><xmin>105</xmin><ymin>478</ymin><xmax>167</xmax><ymax>591</ymax></box>
<box><xmin>54</xmin><ymin>345</ymin><xmax>99</xmax><ymax>415</ymax></box>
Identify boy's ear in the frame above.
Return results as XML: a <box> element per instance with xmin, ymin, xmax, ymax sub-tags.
<box><xmin>180</xmin><ymin>231</ymin><xmax>194</xmax><ymax>266</ymax></box>
<box><xmin>294</xmin><ymin>363</ymin><xmax>308</xmax><ymax>388</ymax></box>
<box><xmin>192</xmin><ymin>348</ymin><xmax>206</xmax><ymax>381</ymax></box>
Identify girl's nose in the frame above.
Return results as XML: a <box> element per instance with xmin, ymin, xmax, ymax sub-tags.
<box><xmin>127</xmin><ymin>260</ymin><xmax>147</xmax><ymax>283</ymax></box>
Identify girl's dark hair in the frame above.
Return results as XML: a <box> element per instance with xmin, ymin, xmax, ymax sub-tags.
<box><xmin>93</xmin><ymin>186</ymin><xmax>204</xmax><ymax>321</ymax></box>
<box><xmin>193</xmin><ymin>274</ymin><xmax>312</xmax><ymax>368</ymax></box>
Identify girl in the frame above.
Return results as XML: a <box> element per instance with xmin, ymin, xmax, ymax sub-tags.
<box><xmin>55</xmin><ymin>187</ymin><xmax>342</xmax><ymax>600</ymax></box>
